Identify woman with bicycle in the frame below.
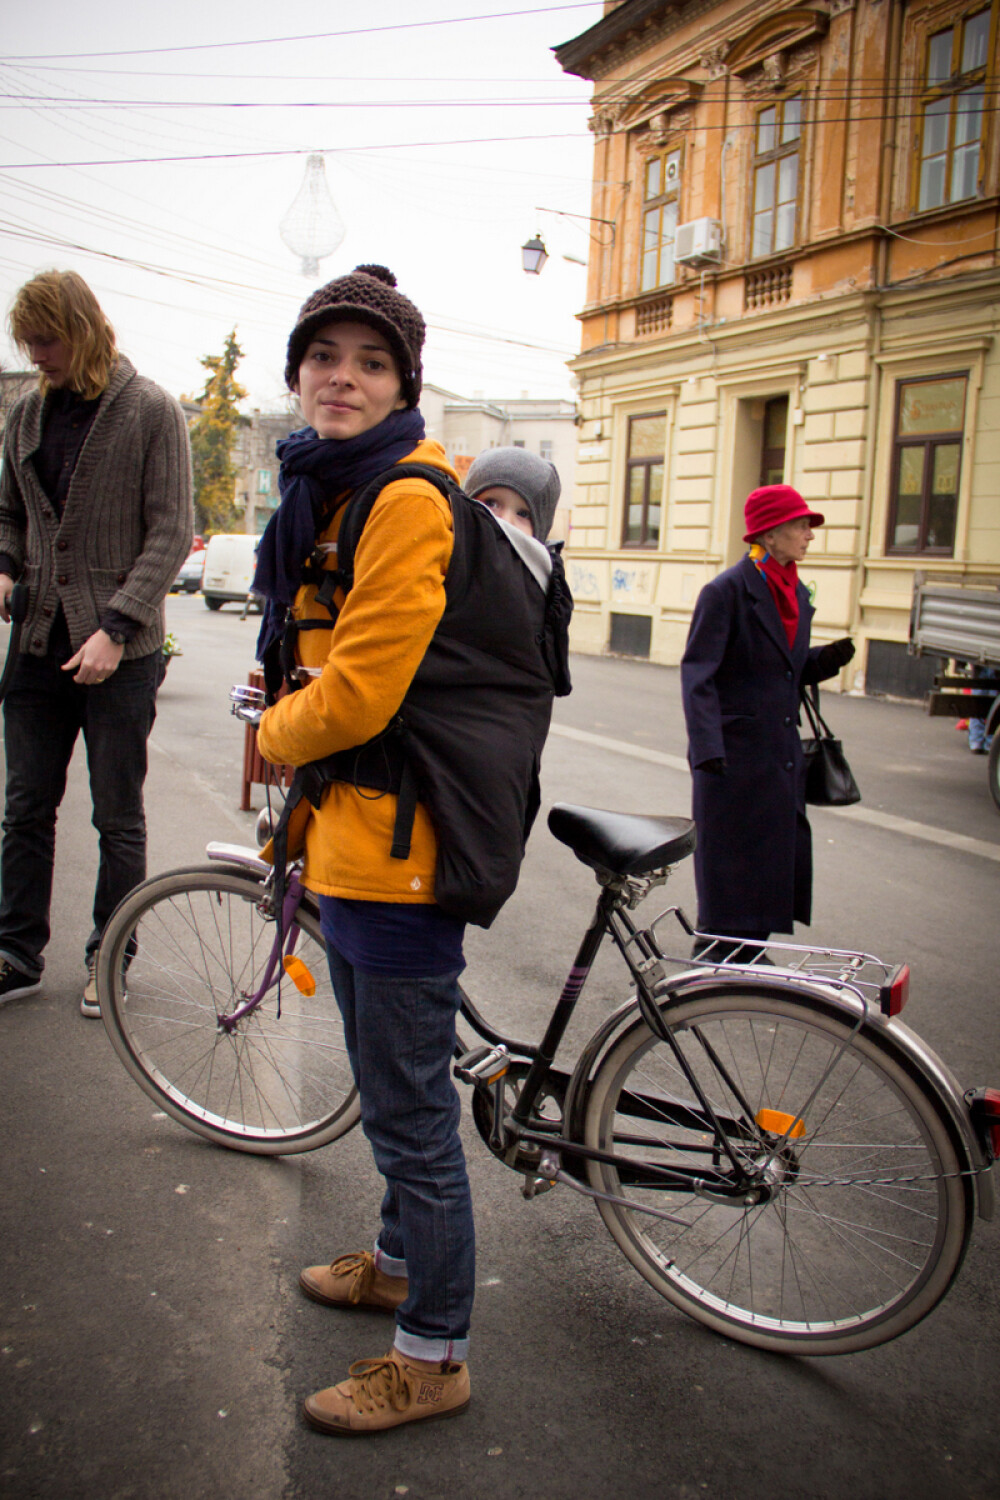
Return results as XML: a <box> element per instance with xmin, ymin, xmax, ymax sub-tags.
<box><xmin>680</xmin><ymin>484</ymin><xmax>854</xmax><ymax>958</ymax></box>
<box><xmin>253</xmin><ymin>265</ymin><xmax>569</xmax><ymax>1436</ymax></box>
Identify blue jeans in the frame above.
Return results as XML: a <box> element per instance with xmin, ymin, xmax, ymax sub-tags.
<box><xmin>325</xmin><ymin>943</ymin><xmax>475</xmax><ymax>1363</ymax></box>
<box><xmin>0</xmin><ymin>648</ymin><xmax>163</xmax><ymax>977</ymax></box>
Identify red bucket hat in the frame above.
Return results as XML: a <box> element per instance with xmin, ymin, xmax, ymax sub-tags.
<box><xmin>743</xmin><ymin>484</ymin><xmax>824</xmax><ymax>542</ymax></box>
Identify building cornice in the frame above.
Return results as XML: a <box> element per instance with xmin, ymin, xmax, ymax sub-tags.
<box><xmin>568</xmin><ymin>271</ymin><xmax>1000</xmax><ymax>376</ymax></box>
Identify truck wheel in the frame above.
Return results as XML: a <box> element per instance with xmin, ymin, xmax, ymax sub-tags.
<box><xmin>989</xmin><ymin>735</ymin><xmax>1000</xmax><ymax>814</ymax></box>
<box><xmin>204</xmin><ymin>595</ymin><xmax>224</xmax><ymax>612</ymax></box>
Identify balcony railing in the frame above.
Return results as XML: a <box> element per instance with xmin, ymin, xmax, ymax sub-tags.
<box><xmin>636</xmin><ymin>294</ymin><xmax>674</xmax><ymax>336</ymax></box>
<box><xmin>745</xmin><ymin>263</ymin><xmax>793</xmax><ymax>310</ymax></box>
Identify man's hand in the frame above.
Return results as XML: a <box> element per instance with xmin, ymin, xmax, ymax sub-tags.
<box><xmin>62</xmin><ymin>629</ymin><xmax>125</xmax><ymax>686</ymax></box>
<box><xmin>0</xmin><ymin>574</ymin><xmax>15</xmax><ymax>625</ymax></box>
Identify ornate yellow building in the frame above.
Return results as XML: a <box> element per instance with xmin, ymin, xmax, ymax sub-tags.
<box><xmin>555</xmin><ymin>0</ymin><xmax>999</xmax><ymax>695</ymax></box>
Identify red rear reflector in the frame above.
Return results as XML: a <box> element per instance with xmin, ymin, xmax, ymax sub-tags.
<box><xmin>968</xmin><ymin>1088</ymin><xmax>1000</xmax><ymax>1159</ymax></box>
<box><xmin>879</xmin><ymin>963</ymin><xmax>910</xmax><ymax>1017</ymax></box>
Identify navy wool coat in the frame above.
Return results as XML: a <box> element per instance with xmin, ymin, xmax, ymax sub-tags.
<box><xmin>680</xmin><ymin>555</ymin><xmax>837</xmax><ymax>935</ymax></box>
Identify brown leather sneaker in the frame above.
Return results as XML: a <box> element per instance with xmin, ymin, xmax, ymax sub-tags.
<box><xmin>303</xmin><ymin>1349</ymin><xmax>470</xmax><ymax>1435</ymax></box>
<box><xmin>299</xmin><ymin>1251</ymin><xmax>408</xmax><ymax>1312</ymax></box>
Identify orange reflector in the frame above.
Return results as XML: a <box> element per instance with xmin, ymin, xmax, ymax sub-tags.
<box><xmin>283</xmin><ymin>955</ymin><xmax>316</xmax><ymax>996</ymax></box>
<box><xmin>756</xmin><ymin>1108</ymin><xmax>805</xmax><ymax>1139</ymax></box>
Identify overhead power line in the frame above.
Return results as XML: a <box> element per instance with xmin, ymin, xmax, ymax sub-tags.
<box><xmin>0</xmin><ymin>132</ymin><xmax>589</xmax><ymax>170</ymax></box>
<box><xmin>0</xmin><ymin>222</ymin><xmax>577</xmax><ymax>355</ymax></box>
<box><xmin>3</xmin><ymin>4</ymin><xmax>603</xmax><ymax>61</ymax></box>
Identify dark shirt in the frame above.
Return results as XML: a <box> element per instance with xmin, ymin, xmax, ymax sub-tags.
<box><xmin>1</xmin><ymin>386</ymin><xmax>140</xmax><ymax>645</ymax></box>
<box><xmin>33</xmin><ymin>387</ymin><xmax>102</xmax><ymax>516</ymax></box>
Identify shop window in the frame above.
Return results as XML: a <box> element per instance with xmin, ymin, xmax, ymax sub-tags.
<box><xmin>751</xmin><ymin>96</ymin><xmax>802</xmax><ymax>259</ymax></box>
<box><xmin>887</xmin><ymin>374</ymin><xmax>967</xmax><ymax>554</ymax></box>
<box><xmin>640</xmin><ymin>149</ymin><xmax>681</xmax><ymax>291</ymax></box>
<box><xmin>917</xmin><ymin>8</ymin><xmax>990</xmax><ymax>211</ymax></box>
<box><xmin>622</xmin><ymin>413</ymin><xmax>665</xmax><ymax>548</ymax></box>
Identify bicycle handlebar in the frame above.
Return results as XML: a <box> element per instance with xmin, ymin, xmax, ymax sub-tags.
<box><xmin>230</xmin><ymin>682</ymin><xmax>266</xmax><ymax>729</ymax></box>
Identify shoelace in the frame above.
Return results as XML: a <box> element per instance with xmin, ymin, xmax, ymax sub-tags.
<box><xmin>345</xmin><ymin>1356</ymin><xmax>412</xmax><ymax>1415</ymax></box>
<box><xmin>327</xmin><ymin>1251</ymin><xmax>376</xmax><ymax>1305</ymax></box>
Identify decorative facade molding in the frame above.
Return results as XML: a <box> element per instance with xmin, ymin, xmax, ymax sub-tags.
<box><xmin>589</xmin><ymin>101</ymin><xmax>630</xmax><ymax>137</ymax></box>
<box><xmin>743</xmin><ymin>43</ymin><xmax>820</xmax><ymax>97</ymax></box>
<box><xmin>635</xmin><ymin>106</ymin><xmax>695</xmax><ymax>151</ymax></box>
<box><xmin>700</xmin><ymin>42</ymin><xmax>730</xmax><ymax>79</ymax></box>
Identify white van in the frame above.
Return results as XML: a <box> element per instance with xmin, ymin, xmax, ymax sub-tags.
<box><xmin>201</xmin><ymin>533</ymin><xmax>260</xmax><ymax>611</ymax></box>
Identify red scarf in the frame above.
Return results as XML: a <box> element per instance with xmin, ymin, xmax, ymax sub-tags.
<box><xmin>749</xmin><ymin>543</ymin><xmax>799</xmax><ymax>648</ymax></box>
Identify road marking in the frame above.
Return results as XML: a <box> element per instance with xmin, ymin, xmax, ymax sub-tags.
<box><xmin>549</xmin><ymin>722</ymin><xmax>1000</xmax><ymax>865</ymax></box>
<box><xmin>551</xmin><ymin>722</ymin><xmax>689</xmax><ymax>773</ymax></box>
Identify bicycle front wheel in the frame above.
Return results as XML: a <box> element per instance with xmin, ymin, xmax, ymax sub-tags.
<box><xmin>583</xmin><ymin>987</ymin><xmax>973</xmax><ymax>1354</ymax></box>
<box><xmin>98</xmin><ymin>866</ymin><xmax>359</xmax><ymax>1154</ymax></box>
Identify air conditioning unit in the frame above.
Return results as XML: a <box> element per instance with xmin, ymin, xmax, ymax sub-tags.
<box><xmin>674</xmin><ymin>218</ymin><xmax>723</xmax><ymax>267</ymax></box>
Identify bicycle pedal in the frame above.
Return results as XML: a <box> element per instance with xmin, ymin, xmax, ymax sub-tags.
<box><xmin>522</xmin><ymin>1175</ymin><xmax>556</xmax><ymax>1200</ymax></box>
<box><xmin>454</xmin><ymin>1044</ymin><xmax>510</xmax><ymax>1087</ymax></box>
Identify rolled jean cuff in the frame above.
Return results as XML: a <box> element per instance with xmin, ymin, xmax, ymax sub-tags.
<box><xmin>373</xmin><ymin>1240</ymin><xmax>407</xmax><ymax>1281</ymax></box>
<box><xmin>394</xmin><ymin>1328</ymin><xmax>470</xmax><ymax>1364</ymax></box>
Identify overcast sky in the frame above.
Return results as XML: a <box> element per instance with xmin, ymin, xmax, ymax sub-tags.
<box><xmin>1</xmin><ymin>1</ymin><xmax>606</xmax><ymax>411</ymax></box>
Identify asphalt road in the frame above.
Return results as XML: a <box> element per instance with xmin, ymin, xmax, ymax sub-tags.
<box><xmin>1</xmin><ymin>592</ymin><xmax>997</xmax><ymax>1500</ymax></box>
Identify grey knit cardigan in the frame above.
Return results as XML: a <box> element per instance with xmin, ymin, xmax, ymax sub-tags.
<box><xmin>0</xmin><ymin>355</ymin><xmax>194</xmax><ymax>659</ymax></box>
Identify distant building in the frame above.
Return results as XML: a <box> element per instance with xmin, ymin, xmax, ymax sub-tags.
<box><xmin>0</xmin><ymin>370</ymin><xmax>37</xmax><ymax>441</ymax></box>
<box><xmin>231</xmin><ymin>387</ymin><xmax>581</xmax><ymax>543</ymax></box>
<box><xmin>423</xmin><ymin>384</ymin><xmax>579</xmax><ymax>541</ymax></box>
<box><xmin>553</xmin><ymin>0</ymin><xmax>1000</xmax><ymax>693</ymax></box>
<box><xmin>232</xmin><ymin>406</ymin><xmax>301</xmax><ymax>535</ymax></box>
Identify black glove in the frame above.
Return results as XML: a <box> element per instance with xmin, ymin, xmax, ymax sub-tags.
<box><xmin>817</xmin><ymin>637</ymin><xmax>855</xmax><ymax>675</ymax></box>
<box><xmin>697</xmin><ymin>758</ymin><xmax>726</xmax><ymax>777</ymax></box>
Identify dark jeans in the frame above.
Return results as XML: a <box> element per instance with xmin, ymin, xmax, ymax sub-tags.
<box><xmin>326</xmin><ymin>943</ymin><xmax>475</xmax><ymax>1363</ymax></box>
<box><xmin>0</xmin><ymin>648</ymin><xmax>163</xmax><ymax>977</ymax></box>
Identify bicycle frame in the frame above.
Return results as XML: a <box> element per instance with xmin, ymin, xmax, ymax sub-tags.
<box><xmin>202</xmin><ymin>839</ymin><xmax>994</xmax><ymax>1223</ymax></box>
<box><xmin>453</xmin><ymin>869</ymin><xmax>996</xmax><ymax>1220</ymax></box>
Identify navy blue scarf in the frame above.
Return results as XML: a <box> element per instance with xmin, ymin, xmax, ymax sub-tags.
<box><xmin>253</xmin><ymin>407</ymin><xmax>426</xmax><ymax>660</ymax></box>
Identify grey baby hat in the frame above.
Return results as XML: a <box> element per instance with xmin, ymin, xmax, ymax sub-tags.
<box><xmin>464</xmin><ymin>446</ymin><xmax>561</xmax><ymax>541</ymax></box>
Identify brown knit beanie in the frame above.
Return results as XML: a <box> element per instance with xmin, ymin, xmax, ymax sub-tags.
<box><xmin>285</xmin><ymin>264</ymin><xmax>425</xmax><ymax>407</ymax></box>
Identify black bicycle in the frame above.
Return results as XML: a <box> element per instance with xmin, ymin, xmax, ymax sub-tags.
<box><xmin>95</xmin><ymin>685</ymin><xmax>1000</xmax><ymax>1356</ymax></box>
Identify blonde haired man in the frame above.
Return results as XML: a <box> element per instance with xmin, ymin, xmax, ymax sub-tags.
<box><xmin>0</xmin><ymin>270</ymin><xmax>192</xmax><ymax>1014</ymax></box>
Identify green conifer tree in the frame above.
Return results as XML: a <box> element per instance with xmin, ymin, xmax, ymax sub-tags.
<box><xmin>186</xmin><ymin>330</ymin><xmax>249</xmax><ymax>534</ymax></box>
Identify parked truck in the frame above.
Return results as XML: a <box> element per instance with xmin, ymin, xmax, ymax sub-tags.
<box><xmin>908</xmin><ymin>572</ymin><xmax>1000</xmax><ymax>811</ymax></box>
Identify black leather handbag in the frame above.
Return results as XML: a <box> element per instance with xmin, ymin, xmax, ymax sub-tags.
<box><xmin>800</xmin><ymin>684</ymin><xmax>861</xmax><ymax>807</ymax></box>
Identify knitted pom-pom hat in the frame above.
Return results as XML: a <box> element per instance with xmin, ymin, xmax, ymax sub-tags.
<box><xmin>285</xmin><ymin>264</ymin><xmax>425</xmax><ymax>408</ymax></box>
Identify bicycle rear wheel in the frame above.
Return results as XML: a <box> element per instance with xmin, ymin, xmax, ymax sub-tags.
<box><xmin>583</xmin><ymin>987</ymin><xmax>973</xmax><ymax>1354</ymax></box>
<box><xmin>98</xmin><ymin>866</ymin><xmax>359</xmax><ymax>1154</ymax></box>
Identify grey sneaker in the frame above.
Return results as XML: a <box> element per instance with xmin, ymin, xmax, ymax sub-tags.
<box><xmin>0</xmin><ymin>959</ymin><xmax>42</xmax><ymax>1007</ymax></box>
<box><xmin>80</xmin><ymin>955</ymin><xmax>100</xmax><ymax>1018</ymax></box>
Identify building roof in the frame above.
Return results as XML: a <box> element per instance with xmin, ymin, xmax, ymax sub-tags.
<box><xmin>554</xmin><ymin>1</ymin><xmax>684</xmax><ymax>79</ymax></box>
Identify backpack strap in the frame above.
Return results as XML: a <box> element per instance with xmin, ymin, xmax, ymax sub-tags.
<box><xmin>271</xmin><ymin>462</ymin><xmax>461</xmax><ymax>856</ymax></box>
<box><xmin>335</xmin><ymin>462</ymin><xmax>461</xmax><ymax>591</ymax></box>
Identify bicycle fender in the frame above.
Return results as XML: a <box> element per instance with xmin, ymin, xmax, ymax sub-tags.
<box><xmin>566</xmin><ymin>969</ymin><xmax>993</xmax><ymax>1221</ymax></box>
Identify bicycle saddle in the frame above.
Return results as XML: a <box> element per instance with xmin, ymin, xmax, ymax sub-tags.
<box><xmin>548</xmin><ymin>803</ymin><xmax>696</xmax><ymax>876</ymax></box>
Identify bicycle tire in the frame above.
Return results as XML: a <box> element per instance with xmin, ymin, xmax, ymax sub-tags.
<box><xmin>988</xmin><ymin>733</ymin><xmax>1000</xmax><ymax>814</ymax></box>
<box><xmin>582</xmin><ymin>986</ymin><xmax>973</xmax><ymax>1354</ymax></box>
<box><xmin>98</xmin><ymin>865</ymin><xmax>360</xmax><ymax>1154</ymax></box>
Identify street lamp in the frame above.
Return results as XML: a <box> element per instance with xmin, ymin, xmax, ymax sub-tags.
<box><xmin>521</xmin><ymin>234</ymin><xmax>549</xmax><ymax>275</ymax></box>
<box><xmin>520</xmin><ymin>207</ymin><xmax>617</xmax><ymax>275</ymax></box>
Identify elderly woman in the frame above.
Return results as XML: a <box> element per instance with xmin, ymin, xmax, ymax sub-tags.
<box><xmin>680</xmin><ymin>484</ymin><xmax>854</xmax><ymax>958</ymax></box>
